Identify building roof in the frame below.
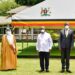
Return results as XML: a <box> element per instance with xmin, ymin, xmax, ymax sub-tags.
<box><xmin>12</xmin><ymin>0</ymin><xmax>75</xmax><ymax>20</ymax></box>
<box><xmin>11</xmin><ymin>0</ymin><xmax>75</xmax><ymax>28</ymax></box>
<box><xmin>0</xmin><ymin>6</ymin><xmax>30</xmax><ymax>25</ymax></box>
<box><xmin>7</xmin><ymin>6</ymin><xmax>29</xmax><ymax>14</ymax></box>
<box><xmin>0</xmin><ymin>16</ymin><xmax>11</xmax><ymax>25</ymax></box>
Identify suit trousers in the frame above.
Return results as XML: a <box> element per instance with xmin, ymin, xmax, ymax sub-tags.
<box><xmin>61</xmin><ymin>48</ymin><xmax>70</xmax><ymax>70</ymax></box>
<box><xmin>39</xmin><ymin>52</ymin><xmax>50</xmax><ymax>70</ymax></box>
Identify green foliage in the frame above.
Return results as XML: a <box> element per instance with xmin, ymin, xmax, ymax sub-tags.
<box><xmin>46</xmin><ymin>30</ymin><xmax>54</xmax><ymax>34</ymax></box>
<box><xmin>46</xmin><ymin>30</ymin><xmax>59</xmax><ymax>40</ymax></box>
<box><xmin>0</xmin><ymin>0</ymin><xmax>19</xmax><ymax>16</ymax></box>
<box><xmin>51</xmin><ymin>33</ymin><xmax>59</xmax><ymax>40</ymax></box>
<box><xmin>15</xmin><ymin>0</ymin><xmax>44</xmax><ymax>6</ymax></box>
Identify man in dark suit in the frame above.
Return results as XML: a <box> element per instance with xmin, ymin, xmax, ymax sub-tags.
<box><xmin>59</xmin><ymin>23</ymin><xmax>74</xmax><ymax>73</ymax></box>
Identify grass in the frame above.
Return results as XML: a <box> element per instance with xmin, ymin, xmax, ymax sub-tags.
<box><xmin>16</xmin><ymin>42</ymin><xmax>75</xmax><ymax>56</ymax></box>
<box><xmin>0</xmin><ymin>42</ymin><xmax>75</xmax><ymax>75</ymax></box>
<box><xmin>0</xmin><ymin>42</ymin><xmax>75</xmax><ymax>56</ymax></box>
<box><xmin>18</xmin><ymin>46</ymin><xmax>75</xmax><ymax>56</ymax></box>
<box><xmin>0</xmin><ymin>58</ymin><xmax>75</xmax><ymax>75</ymax></box>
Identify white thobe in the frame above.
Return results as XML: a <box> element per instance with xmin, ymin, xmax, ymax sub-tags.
<box><xmin>6</xmin><ymin>34</ymin><xmax>15</xmax><ymax>49</ymax></box>
<box><xmin>36</xmin><ymin>32</ymin><xmax>53</xmax><ymax>52</ymax></box>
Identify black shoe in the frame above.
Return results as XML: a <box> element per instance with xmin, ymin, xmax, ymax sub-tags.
<box><xmin>66</xmin><ymin>70</ymin><xmax>72</xmax><ymax>73</ymax></box>
<box><xmin>46</xmin><ymin>70</ymin><xmax>49</xmax><ymax>72</ymax></box>
<box><xmin>60</xmin><ymin>70</ymin><xmax>65</xmax><ymax>73</ymax></box>
<box><xmin>39</xmin><ymin>70</ymin><xmax>44</xmax><ymax>72</ymax></box>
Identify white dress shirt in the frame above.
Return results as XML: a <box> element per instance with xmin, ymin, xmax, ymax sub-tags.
<box><xmin>36</xmin><ymin>32</ymin><xmax>53</xmax><ymax>52</ymax></box>
<box><xmin>65</xmin><ymin>29</ymin><xmax>69</xmax><ymax>37</ymax></box>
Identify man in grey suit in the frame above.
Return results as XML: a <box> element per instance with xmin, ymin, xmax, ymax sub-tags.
<box><xmin>59</xmin><ymin>23</ymin><xmax>74</xmax><ymax>73</ymax></box>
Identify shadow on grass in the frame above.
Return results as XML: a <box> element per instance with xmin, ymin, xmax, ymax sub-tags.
<box><xmin>0</xmin><ymin>69</ymin><xmax>16</xmax><ymax>72</ymax></box>
<box><xmin>18</xmin><ymin>46</ymin><xmax>61</xmax><ymax>56</ymax></box>
<box><xmin>18</xmin><ymin>46</ymin><xmax>75</xmax><ymax>57</ymax></box>
<box><xmin>18</xmin><ymin>46</ymin><xmax>38</xmax><ymax>56</ymax></box>
<box><xmin>36</xmin><ymin>70</ymin><xmax>51</xmax><ymax>73</ymax></box>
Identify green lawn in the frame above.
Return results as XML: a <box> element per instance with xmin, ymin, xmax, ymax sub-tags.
<box><xmin>0</xmin><ymin>59</ymin><xmax>75</xmax><ymax>75</ymax></box>
<box><xmin>16</xmin><ymin>42</ymin><xmax>75</xmax><ymax>56</ymax></box>
<box><xmin>0</xmin><ymin>42</ymin><xmax>75</xmax><ymax>56</ymax></box>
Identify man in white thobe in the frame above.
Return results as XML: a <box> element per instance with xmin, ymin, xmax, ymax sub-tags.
<box><xmin>36</xmin><ymin>26</ymin><xmax>53</xmax><ymax>72</ymax></box>
<box><xmin>0</xmin><ymin>26</ymin><xmax>17</xmax><ymax>70</ymax></box>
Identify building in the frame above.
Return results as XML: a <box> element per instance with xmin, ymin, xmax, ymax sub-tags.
<box><xmin>11</xmin><ymin>0</ymin><xmax>75</xmax><ymax>40</ymax></box>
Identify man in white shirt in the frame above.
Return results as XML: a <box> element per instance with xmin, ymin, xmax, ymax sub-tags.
<box><xmin>36</xmin><ymin>26</ymin><xmax>53</xmax><ymax>72</ymax></box>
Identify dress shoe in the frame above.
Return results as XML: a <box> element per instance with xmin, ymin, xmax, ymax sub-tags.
<box><xmin>39</xmin><ymin>70</ymin><xmax>44</xmax><ymax>72</ymax></box>
<box><xmin>46</xmin><ymin>69</ymin><xmax>49</xmax><ymax>72</ymax></box>
<box><xmin>66</xmin><ymin>70</ymin><xmax>72</xmax><ymax>73</ymax></box>
<box><xmin>60</xmin><ymin>69</ymin><xmax>65</xmax><ymax>73</ymax></box>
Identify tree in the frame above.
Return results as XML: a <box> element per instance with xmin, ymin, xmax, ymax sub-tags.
<box><xmin>0</xmin><ymin>0</ymin><xmax>19</xmax><ymax>16</ymax></box>
<box><xmin>15</xmin><ymin>0</ymin><xmax>44</xmax><ymax>6</ymax></box>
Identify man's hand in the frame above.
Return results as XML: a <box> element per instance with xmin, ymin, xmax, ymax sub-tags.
<box><xmin>10</xmin><ymin>45</ymin><xmax>16</xmax><ymax>54</ymax></box>
<box><xmin>13</xmin><ymin>48</ymin><xmax>16</xmax><ymax>54</ymax></box>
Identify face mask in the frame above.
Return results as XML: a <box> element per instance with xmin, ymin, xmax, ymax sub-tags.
<box><xmin>65</xmin><ymin>26</ymin><xmax>69</xmax><ymax>30</ymax></box>
<box><xmin>6</xmin><ymin>31</ymin><xmax>12</xmax><ymax>35</ymax></box>
<box><xmin>41</xmin><ymin>29</ymin><xmax>45</xmax><ymax>33</ymax></box>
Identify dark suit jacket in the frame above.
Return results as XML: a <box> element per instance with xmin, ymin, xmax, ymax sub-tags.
<box><xmin>59</xmin><ymin>29</ymin><xmax>74</xmax><ymax>49</ymax></box>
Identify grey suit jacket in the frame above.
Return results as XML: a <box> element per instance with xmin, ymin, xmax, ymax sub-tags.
<box><xmin>59</xmin><ymin>29</ymin><xmax>74</xmax><ymax>49</ymax></box>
